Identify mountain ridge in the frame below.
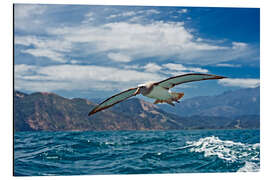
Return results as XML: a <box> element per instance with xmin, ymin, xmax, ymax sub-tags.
<box><xmin>158</xmin><ymin>87</ymin><xmax>259</xmax><ymax>117</ymax></box>
<box><xmin>14</xmin><ymin>87</ymin><xmax>260</xmax><ymax>131</ymax></box>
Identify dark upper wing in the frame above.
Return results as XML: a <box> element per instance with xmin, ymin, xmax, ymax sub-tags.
<box><xmin>88</xmin><ymin>87</ymin><xmax>139</xmax><ymax>116</ymax></box>
<box><xmin>155</xmin><ymin>73</ymin><xmax>226</xmax><ymax>89</ymax></box>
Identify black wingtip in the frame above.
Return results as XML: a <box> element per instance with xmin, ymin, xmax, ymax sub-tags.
<box><xmin>88</xmin><ymin>110</ymin><xmax>95</xmax><ymax>116</ymax></box>
<box><xmin>215</xmin><ymin>75</ymin><xmax>227</xmax><ymax>79</ymax></box>
<box><xmin>88</xmin><ymin>112</ymin><xmax>95</xmax><ymax>116</ymax></box>
<box><xmin>88</xmin><ymin>107</ymin><xmax>100</xmax><ymax>116</ymax></box>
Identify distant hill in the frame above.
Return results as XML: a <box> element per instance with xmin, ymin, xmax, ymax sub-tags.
<box><xmin>14</xmin><ymin>87</ymin><xmax>260</xmax><ymax>131</ymax></box>
<box><xmin>158</xmin><ymin>87</ymin><xmax>260</xmax><ymax>117</ymax></box>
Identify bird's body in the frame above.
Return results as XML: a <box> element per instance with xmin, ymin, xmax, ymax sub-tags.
<box><xmin>88</xmin><ymin>73</ymin><xmax>226</xmax><ymax>116</ymax></box>
<box><xmin>144</xmin><ymin>84</ymin><xmax>171</xmax><ymax>100</ymax></box>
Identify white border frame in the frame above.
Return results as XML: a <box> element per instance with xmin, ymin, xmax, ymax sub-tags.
<box><xmin>2</xmin><ymin>0</ymin><xmax>269</xmax><ymax>180</ymax></box>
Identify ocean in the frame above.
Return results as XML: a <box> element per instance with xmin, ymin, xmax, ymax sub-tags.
<box><xmin>14</xmin><ymin>129</ymin><xmax>260</xmax><ymax>176</ymax></box>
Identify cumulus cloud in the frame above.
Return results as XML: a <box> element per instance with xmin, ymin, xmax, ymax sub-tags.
<box><xmin>14</xmin><ymin>5</ymin><xmax>258</xmax><ymax>67</ymax></box>
<box><xmin>47</xmin><ymin>21</ymin><xmax>229</xmax><ymax>64</ymax></box>
<box><xmin>218</xmin><ymin>78</ymin><xmax>260</xmax><ymax>88</ymax></box>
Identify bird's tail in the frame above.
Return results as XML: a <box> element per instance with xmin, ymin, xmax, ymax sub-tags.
<box><xmin>171</xmin><ymin>92</ymin><xmax>184</xmax><ymax>102</ymax></box>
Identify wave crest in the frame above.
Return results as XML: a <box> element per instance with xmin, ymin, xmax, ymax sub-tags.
<box><xmin>186</xmin><ymin>136</ymin><xmax>260</xmax><ymax>172</ymax></box>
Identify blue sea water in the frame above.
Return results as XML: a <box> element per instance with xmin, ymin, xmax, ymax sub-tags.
<box><xmin>14</xmin><ymin>129</ymin><xmax>260</xmax><ymax>176</ymax></box>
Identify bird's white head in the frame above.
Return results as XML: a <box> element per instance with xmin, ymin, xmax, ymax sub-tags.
<box><xmin>137</xmin><ymin>83</ymin><xmax>146</xmax><ymax>88</ymax></box>
<box><xmin>137</xmin><ymin>82</ymin><xmax>155</xmax><ymax>95</ymax></box>
<box><xmin>138</xmin><ymin>82</ymin><xmax>154</xmax><ymax>88</ymax></box>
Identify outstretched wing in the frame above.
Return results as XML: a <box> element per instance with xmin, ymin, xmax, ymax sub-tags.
<box><xmin>155</xmin><ymin>73</ymin><xmax>226</xmax><ymax>89</ymax></box>
<box><xmin>88</xmin><ymin>87</ymin><xmax>139</xmax><ymax>116</ymax></box>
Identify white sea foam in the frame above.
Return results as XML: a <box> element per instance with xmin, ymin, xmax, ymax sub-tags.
<box><xmin>186</xmin><ymin>136</ymin><xmax>260</xmax><ymax>172</ymax></box>
<box><xmin>186</xmin><ymin>136</ymin><xmax>246</xmax><ymax>162</ymax></box>
<box><xmin>253</xmin><ymin>143</ymin><xmax>260</xmax><ymax>149</ymax></box>
<box><xmin>105</xmin><ymin>141</ymin><xmax>115</xmax><ymax>145</ymax></box>
<box><xmin>237</xmin><ymin>161</ymin><xmax>260</xmax><ymax>172</ymax></box>
<box><xmin>46</xmin><ymin>156</ymin><xmax>59</xmax><ymax>160</ymax></box>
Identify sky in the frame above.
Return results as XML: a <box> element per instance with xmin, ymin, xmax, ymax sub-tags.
<box><xmin>14</xmin><ymin>4</ymin><xmax>260</xmax><ymax>100</ymax></box>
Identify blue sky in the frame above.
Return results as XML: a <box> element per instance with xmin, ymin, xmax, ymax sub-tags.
<box><xmin>14</xmin><ymin>4</ymin><xmax>260</xmax><ymax>100</ymax></box>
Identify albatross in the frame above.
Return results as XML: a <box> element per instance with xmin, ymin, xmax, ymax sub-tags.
<box><xmin>88</xmin><ymin>73</ymin><xmax>226</xmax><ymax>116</ymax></box>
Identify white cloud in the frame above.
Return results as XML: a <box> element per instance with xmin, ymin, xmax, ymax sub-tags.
<box><xmin>163</xmin><ymin>63</ymin><xmax>186</xmax><ymax>71</ymax></box>
<box><xmin>15</xmin><ymin>36</ymin><xmax>37</xmax><ymax>46</ymax></box>
<box><xmin>15</xmin><ymin>63</ymin><xmax>211</xmax><ymax>93</ymax></box>
<box><xmin>70</xmin><ymin>60</ymin><xmax>81</xmax><ymax>64</ymax></box>
<box><xmin>14</xmin><ymin>4</ymin><xmax>48</xmax><ymax>31</ymax></box>
<box><xmin>215</xmin><ymin>63</ymin><xmax>242</xmax><ymax>68</ymax></box>
<box><xmin>128</xmin><ymin>16</ymin><xmax>144</xmax><ymax>23</ymax></box>
<box><xmin>218</xmin><ymin>78</ymin><xmax>260</xmax><ymax>88</ymax></box>
<box><xmin>139</xmin><ymin>9</ymin><xmax>160</xmax><ymax>15</ymax></box>
<box><xmin>14</xmin><ymin>64</ymin><xmax>36</xmax><ymax>77</ymax></box>
<box><xmin>106</xmin><ymin>14</ymin><xmax>118</xmax><ymax>19</ymax></box>
<box><xmin>144</xmin><ymin>63</ymin><xmax>162</xmax><ymax>72</ymax></box>
<box><xmin>107</xmin><ymin>11</ymin><xmax>137</xmax><ymax>19</ymax></box>
<box><xmin>15</xmin><ymin>64</ymin><xmax>164</xmax><ymax>92</ymax></box>
<box><xmin>163</xmin><ymin>63</ymin><xmax>209</xmax><ymax>73</ymax></box>
<box><xmin>15</xmin><ymin>36</ymin><xmax>72</xmax><ymax>63</ymax></box>
<box><xmin>15</xmin><ymin>36</ymin><xmax>72</xmax><ymax>52</ymax></box>
<box><xmin>120</xmin><ymin>11</ymin><xmax>136</xmax><ymax>16</ymax></box>
<box><xmin>82</xmin><ymin>12</ymin><xmax>95</xmax><ymax>24</ymax></box>
<box><xmin>122</xmin><ymin>64</ymin><xmax>140</xmax><ymax>70</ymax></box>
<box><xmin>125</xmin><ymin>9</ymin><xmax>160</xmax><ymax>22</ymax></box>
<box><xmin>15</xmin><ymin>63</ymin><xmax>213</xmax><ymax>93</ymax></box>
<box><xmin>48</xmin><ymin>21</ymin><xmax>227</xmax><ymax>64</ymax></box>
<box><xmin>187</xmin><ymin>67</ymin><xmax>209</xmax><ymax>73</ymax></box>
<box><xmin>232</xmin><ymin>42</ymin><xmax>248</xmax><ymax>50</ymax></box>
<box><xmin>21</xmin><ymin>49</ymin><xmax>66</xmax><ymax>63</ymax></box>
<box><xmin>122</xmin><ymin>62</ymin><xmax>208</xmax><ymax>75</ymax></box>
<box><xmin>107</xmin><ymin>53</ymin><xmax>132</xmax><ymax>62</ymax></box>
<box><xmin>178</xmin><ymin>9</ymin><xmax>188</xmax><ymax>14</ymax></box>
<box><xmin>14</xmin><ymin>4</ymin><xmax>46</xmax><ymax>18</ymax></box>
<box><xmin>15</xmin><ymin>6</ymin><xmax>257</xmax><ymax>66</ymax></box>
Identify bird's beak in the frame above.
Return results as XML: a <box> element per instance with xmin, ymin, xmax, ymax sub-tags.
<box><xmin>134</xmin><ymin>88</ymin><xmax>141</xmax><ymax>95</ymax></box>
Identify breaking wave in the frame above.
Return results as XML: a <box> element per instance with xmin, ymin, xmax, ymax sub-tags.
<box><xmin>186</xmin><ymin>136</ymin><xmax>260</xmax><ymax>172</ymax></box>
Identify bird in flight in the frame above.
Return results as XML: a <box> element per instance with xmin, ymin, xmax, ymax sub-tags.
<box><xmin>88</xmin><ymin>73</ymin><xmax>226</xmax><ymax>116</ymax></box>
